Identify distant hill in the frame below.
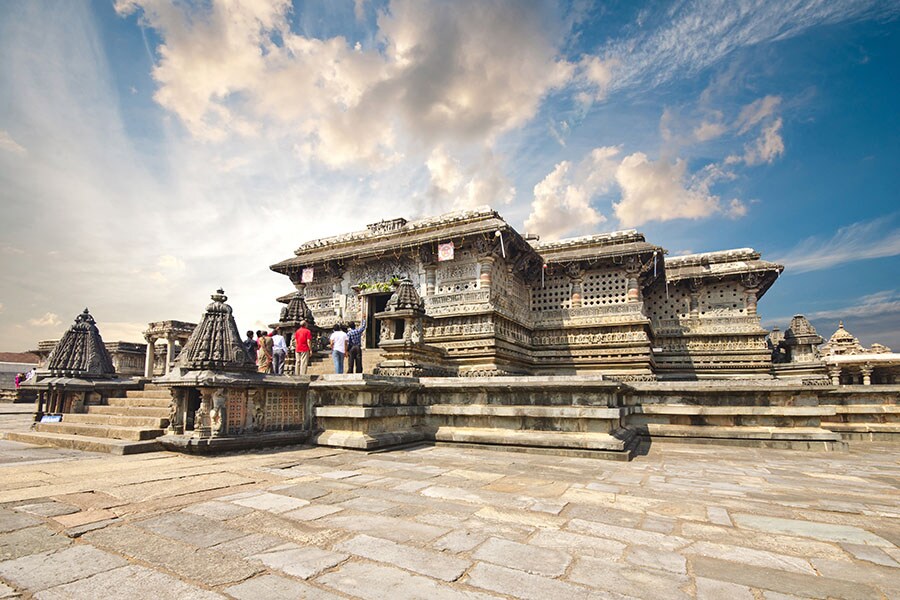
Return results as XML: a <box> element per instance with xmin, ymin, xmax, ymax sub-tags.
<box><xmin>0</xmin><ymin>352</ymin><xmax>39</xmax><ymax>364</ymax></box>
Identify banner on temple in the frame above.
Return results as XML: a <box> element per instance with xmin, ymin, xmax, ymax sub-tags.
<box><xmin>301</xmin><ymin>267</ymin><xmax>314</xmax><ymax>283</ymax></box>
<box><xmin>437</xmin><ymin>242</ymin><xmax>454</xmax><ymax>262</ymax></box>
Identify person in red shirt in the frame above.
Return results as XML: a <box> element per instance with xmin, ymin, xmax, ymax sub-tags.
<box><xmin>294</xmin><ymin>320</ymin><xmax>312</xmax><ymax>375</ymax></box>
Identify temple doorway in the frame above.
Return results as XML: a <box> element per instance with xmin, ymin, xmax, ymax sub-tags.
<box><xmin>366</xmin><ymin>293</ymin><xmax>392</xmax><ymax>348</ymax></box>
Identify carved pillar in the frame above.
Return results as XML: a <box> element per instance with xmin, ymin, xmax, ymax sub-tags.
<box><xmin>167</xmin><ymin>388</ymin><xmax>185</xmax><ymax>434</ymax></box>
<box><xmin>477</xmin><ymin>257</ymin><xmax>494</xmax><ymax>292</ymax></box>
<box><xmin>425</xmin><ymin>265</ymin><xmax>437</xmax><ymax>297</ymax></box>
<box><xmin>625</xmin><ymin>258</ymin><xmax>641</xmax><ymax>303</ymax></box>
<box><xmin>741</xmin><ymin>272</ymin><xmax>763</xmax><ymax>318</ymax></box>
<box><xmin>165</xmin><ymin>335</ymin><xmax>175</xmax><ymax>375</ymax></box>
<box><xmin>567</xmin><ymin>265</ymin><xmax>584</xmax><ymax>309</ymax></box>
<box><xmin>144</xmin><ymin>335</ymin><xmax>157</xmax><ymax>378</ymax></box>
<box><xmin>33</xmin><ymin>391</ymin><xmax>45</xmax><ymax>422</ymax></box>
<box><xmin>860</xmin><ymin>363</ymin><xmax>873</xmax><ymax>386</ymax></box>
<box><xmin>194</xmin><ymin>388</ymin><xmax>213</xmax><ymax>438</ymax></box>
<box><xmin>689</xmin><ymin>279</ymin><xmax>702</xmax><ymax>321</ymax></box>
<box><xmin>828</xmin><ymin>365</ymin><xmax>842</xmax><ymax>386</ymax></box>
<box><xmin>210</xmin><ymin>388</ymin><xmax>227</xmax><ymax>437</ymax></box>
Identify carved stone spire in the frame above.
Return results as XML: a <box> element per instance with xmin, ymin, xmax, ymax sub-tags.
<box><xmin>176</xmin><ymin>289</ymin><xmax>256</xmax><ymax>372</ymax></box>
<box><xmin>386</xmin><ymin>278</ymin><xmax>425</xmax><ymax>313</ymax></box>
<box><xmin>47</xmin><ymin>308</ymin><xmax>116</xmax><ymax>378</ymax></box>
<box><xmin>282</xmin><ymin>293</ymin><xmax>315</xmax><ymax>325</ymax></box>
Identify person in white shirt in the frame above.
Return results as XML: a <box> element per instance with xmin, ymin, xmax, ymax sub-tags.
<box><xmin>329</xmin><ymin>323</ymin><xmax>349</xmax><ymax>374</ymax></box>
<box><xmin>271</xmin><ymin>331</ymin><xmax>288</xmax><ymax>375</ymax></box>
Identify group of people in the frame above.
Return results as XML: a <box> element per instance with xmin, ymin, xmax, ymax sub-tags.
<box><xmin>328</xmin><ymin>317</ymin><xmax>366</xmax><ymax>374</ymax></box>
<box><xmin>13</xmin><ymin>369</ymin><xmax>35</xmax><ymax>389</ymax></box>
<box><xmin>242</xmin><ymin>315</ymin><xmax>366</xmax><ymax>376</ymax></box>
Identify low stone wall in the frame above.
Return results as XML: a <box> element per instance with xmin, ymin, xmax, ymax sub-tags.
<box><xmin>817</xmin><ymin>385</ymin><xmax>900</xmax><ymax>441</ymax></box>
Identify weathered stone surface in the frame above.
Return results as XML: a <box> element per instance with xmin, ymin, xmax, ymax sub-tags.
<box><xmin>706</xmin><ymin>506</ymin><xmax>733</xmax><ymax>526</ymax></box>
<box><xmin>0</xmin><ymin>510</ymin><xmax>40</xmax><ymax>533</ymax></box>
<box><xmin>283</xmin><ymin>505</ymin><xmax>344</xmax><ymax>521</ymax></box>
<box><xmin>732</xmin><ymin>513</ymin><xmax>893</xmax><ymax>547</ymax></box>
<box><xmin>691</xmin><ymin>555</ymin><xmax>882</xmax><ymax>600</ymax></box>
<box><xmin>52</xmin><ymin>509</ymin><xmax>118</xmax><ymax>528</ymax></box>
<box><xmin>225</xmin><ymin>574</ymin><xmax>344</xmax><ymax>600</ymax></box>
<box><xmin>337</xmin><ymin>534</ymin><xmax>470</xmax><ymax>582</ymax></box>
<box><xmin>34</xmin><ymin>565</ymin><xmax>224</xmax><ymax>600</ymax></box>
<box><xmin>465</xmin><ymin>562</ymin><xmax>593</xmax><ymax>600</ymax></box>
<box><xmin>529</xmin><ymin>529</ymin><xmax>625</xmax><ymax>559</ymax></box>
<box><xmin>567</xmin><ymin>518</ymin><xmax>690</xmax><ymax>551</ymax></box>
<box><xmin>13</xmin><ymin>502</ymin><xmax>79</xmax><ymax>518</ymax></box>
<box><xmin>840</xmin><ymin>542</ymin><xmax>899</xmax><ymax>568</ymax></box>
<box><xmin>626</xmin><ymin>545</ymin><xmax>687</xmax><ymax>574</ymax></box>
<box><xmin>0</xmin><ymin>581</ymin><xmax>16</xmax><ymax>599</ymax></box>
<box><xmin>134</xmin><ymin>512</ymin><xmax>245</xmax><ymax>548</ymax></box>
<box><xmin>432</xmin><ymin>530</ymin><xmax>487</xmax><ymax>553</ymax></box>
<box><xmin>695</xmin><ymin>577</ymin><xmax>755</xmax><ymax>600</ymax></box>
<box><xmin>317</xmin><ymin>561</ymin><xmax>496</xmax><ymax>600</ymax></box>
<box><xmin>209</xmin><ymin>533</ymin><xmax>288</xmax><ymax>558</ymax></box>
<box><xmin>251</xmin><ymin>545</ymin><xmax>348</xmax><ymax>579</ymax></box>
<box><xmin>683</xmin><ymin>541</ymin><xmax>815</xmax><ymax>574</ymax></box>
<box><xmin>472</xmin><ymin>536</ymin><xmax>570</xmax><ymax>577</ymax></box>
<box><xmin>84</xmin><ymin>525</ymin><xmax>261</xmax><ymax>586</ymax></box>
<box><xmin>232</xmin><ymin>492</ymin><xmax>311</xmax><ymax>513</ymax></box>
<box><xmin>181</xmin><ymin>500</ymin><xmax>253</xmax><ymax>521</ymax></box>
<box><xmin>0</xmin><ymin>545</ymin><xmax>127</xmax><ymax>591</ymax></box>
<box><xmin>0</xmin><ymin>526</ymin><xmax>70</xmax><ymax>561</ymax></box>
<box><xmin>315</xmin><ymin>513</ymin><xmax>448</xmax><ymax>543</ymax></box>
<box><xmin>568</xmin><ymin>555</ymin><xmax>691</xmax><ymax>599</ymax></box>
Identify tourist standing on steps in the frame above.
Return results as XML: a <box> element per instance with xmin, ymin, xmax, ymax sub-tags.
<box><xmin>329</xmin><ymin>323</ymin><xmax>349</xmax><ymax>374</ymax></box>
<box><xmin>256</xmin><ymin>329</ymin><xmax>272</xmax><ymax>374</ymax></box>
<box><xmin>346</xmin><ymin>316</ymin><xmax>367</xmax><ymax>374</ymax></box>
<box><xmin>271</xmin><ymin>330</ymin><xmax>287</xmax><ymax>375</ymax></box>
<box><xmin>294</xmin><ymin>320</ymin><xmax>312</xmax><ymax>375</ymax></box>
<box><xmin>244</xmin><ymin>330</ymin><xmax>257</xmax><ymax>362</ymax></box>
<box><xmin>14</xmin><ymin>373</ymin><xmax>22</xmax><ymax>390</ymax></box>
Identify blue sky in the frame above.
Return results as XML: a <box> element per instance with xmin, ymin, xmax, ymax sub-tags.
<box><xmin>0</xmin><ymin>0</ymin><xmax>898</xmax><ymax>351</ymax></box>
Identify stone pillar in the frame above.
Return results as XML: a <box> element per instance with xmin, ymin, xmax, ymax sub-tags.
<box><xmin>167</xmin><ymin>388</ymin><xmax>185</xmax><ymax>434</ymax></box>
<box><xmin>144</xmin><ymin>336</ymin><xmax>157</xmax><ymax>378</ymax></box>
<box><xmin>477</xmin><ymin>258</ymin><xmax>493</xmax><ymax>292</ymax></box>
<box><xmin>165</xmin><ymin>335</ymin><xmax>176</xmax><ymax>375</ymax></box>
<box><xmin>194</xmin><ymin>388</ymin><xmax>213</xmax><ymax>438</ymax></box>
<box><xmin>425</xmin><ymin>265</ymin><xmax>437</xmax><ymax>296</ymax></box>
<box><xmin>570</xmin><ymin>277</ymin><xmax>583</xmax><ymax>309</ymax></box>
<box><xmin>33</xmin><ymin>391</ymin><xmax>45</xmax><ymax>422</ymax></box>
<box><xmin>745</xmin><ymin>288</ymin><xmax>759</xmax><ymax>317</ymax></box>
<box><xmin>860</xmin><ymin>363</ymin><xmax>873</xmax><ymax>386</ymax></box>
<box><xmin>827</xmin><ymin>365</ymin><xmax>842</xmax><ymax>386</ymax></box>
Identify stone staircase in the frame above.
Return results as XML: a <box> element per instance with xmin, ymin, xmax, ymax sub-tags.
<box><xmin>306</xmin><ymin>348</ymin><xmax>384</xmax><ymax>376</ymax></box>
<box><xmin>6</xmin><ymin>384</ymin><xmax>171</xmax><ymax>455</ymax></box>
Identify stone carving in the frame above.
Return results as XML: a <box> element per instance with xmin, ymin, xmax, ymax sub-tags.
<box><xmin>46</xmin><ymin>309</ymin><xmax>116</xmax><ymax>378</ymax></box>
<box><xmin>177</xmin><ymin>290</ymin><xmax>256</xmax><ymax>373</ymax></box>
<box><xmin>210</xmin><ymin>388</ymin><xmax>227</xmax><ymax>437</ymax></box>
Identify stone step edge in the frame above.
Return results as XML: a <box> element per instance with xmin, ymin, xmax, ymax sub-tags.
<box><xmin>3</xmin><ymin>431</ymin><xmax>162</xmax><ymax>455</ymax></box>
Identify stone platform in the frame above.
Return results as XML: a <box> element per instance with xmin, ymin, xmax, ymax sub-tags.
<box><xmin>0</xmin><ymin>436</ymin><xmax>897</xmax><ymax>599</ymax></box>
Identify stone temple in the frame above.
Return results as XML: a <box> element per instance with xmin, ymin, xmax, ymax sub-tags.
<box><xmin>12</xmin><ymin>207</ymin><xmax>899</xmax><ymax>458</ymax></box>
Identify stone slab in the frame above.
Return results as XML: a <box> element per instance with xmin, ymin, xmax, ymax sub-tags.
<box><xmin>317</xmin><ymin>561</ymin><xmax>497</xmax><ymax>600</ymax></box>
<box><xmin>0</xmin><ymin>545</ymin><xmax>128</xmax><ymax>591</ymax></box>
<box><xmin>250</xmin><ymin>545</ymin><xmax>348</xmax><ymax>579</ymax></box>
<box><xmin>13</xmin><ymin>502</ymin><xmax>79</xmax><ymax>518</ymax></box>
<box><xmin>0</xmin><ymin>510</ymin><xmax>40</xmax><ymax>533</ymax></box>
<box><xmin>52</xmin><ymin>509</ymin><xmax>118</xmax><ymax>528</ymax></box>
<box><xmin>225</xmin><ymin>574</ymin><xmax>344</xmax><ymax>600</ymax></box>
<box><xmin>232</xmin><ymin>492</ymin><xmax>311</xmax><ymax>513</ymax></box>
<box><xmin>34</xmin><ymin>565</ymin><xmax>224</xmax><ymax>600</ymax></box>
<box><xmin>0</xmin><ymin>526</ymin><xmax>71</xmax><ymax>561</ymax></box>
<box><xmin>336</xmin><ymin>534</ymin><xmax>470</xmax><ymax>582</ymax></box>
<box><xmin>283</xmin><ymin>505</ymin><xmax>344</xmax><ymax>522</ymax></box>
<box><xmin>315</xmin><ymin>513</ymin><xmax>449</xmax><ymax>543</ymax></box>
<box><xmin>134</xmin><ymin>512</ymin><xmax>246</xmax><ymax>548</ymax></box>
<box><xmin>732</xmin><ymin>513</ymin><xmax>893</xmax><ymax>547</ymax></box>
<box><xmin>472</xmin><ymin>536</ymin><xmax>570</xmax><ymax>577</ymax></box>
<box><xmin>568</xmin><ymin>555</ymin><xmax>691</xmax><ymax>599</ymax></box>
<box><xmin>465</xmin><ymin>561</ymin><xmax>593</xmax><ymax>600</ymax></box>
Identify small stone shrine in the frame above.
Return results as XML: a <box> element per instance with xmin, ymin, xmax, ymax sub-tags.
<box><xmin>25</xmin><ymin>309</ymin><xmax>140</xmax><ymax>420</ymax></box>
<box><xmin>156</xmin><ymin>289</ymin><xmax>311</xmax><ymax>452</ymax></box>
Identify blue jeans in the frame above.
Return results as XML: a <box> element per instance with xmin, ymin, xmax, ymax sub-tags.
<box><xmin>332</xmin><ymin>350</ymin><xmax>345</xmax><ymax>374</ymax></box>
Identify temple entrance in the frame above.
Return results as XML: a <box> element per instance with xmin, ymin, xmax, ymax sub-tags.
<box><xmin>366</xmin><ymin>293</ymin><xmax>392</xmax><ymax>348</ymax></box>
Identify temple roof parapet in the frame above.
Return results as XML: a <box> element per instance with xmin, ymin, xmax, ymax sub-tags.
<box><xmin>533</xmin><ymin>230</ymin><xmax>663</xmax><ymax>264</ymax></box>
<box><xmin>144</xmin><ymin>320</ymin><xmax>197</xmax><ymax>341</ymax></box>
<box><xmin>664</xmin><ymin>248</ymin><xmax>783</xmax><ymax>295</ymax></box>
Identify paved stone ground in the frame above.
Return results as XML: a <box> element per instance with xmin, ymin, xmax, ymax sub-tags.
<box><xmin>0</xmin><ymin>433</ymin><xmax>897</xmax><ymax>599</ymax></box>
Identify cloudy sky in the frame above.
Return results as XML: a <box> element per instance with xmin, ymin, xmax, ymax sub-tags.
<box><xmin>1</xmin><ymin>0</ymin><xmax>898</xmax><ymax>351</ymax></box>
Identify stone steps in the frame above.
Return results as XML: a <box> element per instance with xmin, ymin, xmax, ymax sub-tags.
<box><xmin>35</xmin><ymin>421</ymin><xmax>164</xmax><ymax>441</ymax></box>
<box><xmin>87</xmin><ymin>405</ymin><xmax>170</xmax><ymax>418</ymax></box>
<box><xmin>637</xmin><ymin>423</ymin><xmax>842</xmax><ymax>442</ymax></box>
<box><xmin>108</xmin><ymin>396</ymin><xmax>170</xmax><ymax>409</ymax></box>
<box><xmin>63</xmin><ymin>412</ymin><xmax>167</xmax><ymax>428</ymax></box>
<box><xmin>5</xmin><ymin>430</ymin><xmax>161</xmax><ymax>455</ymax></box>
<box><xmin>125</xmin><ymin>389</ymin><xmax>171</xmax><ymax>399</ymax></box>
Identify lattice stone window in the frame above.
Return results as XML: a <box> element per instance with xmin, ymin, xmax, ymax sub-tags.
<box><xmin>530</xmin><ymin>275</ymin><xmax>571</xmax><ymax>311</ymax></box>
<box><xmin>581</xmin><ymin>271</ymin><xmax>628</xmax><ymax>306</ymax></box>
<box><xmin>700</xmin><ymin>282</ymin><xmax>745</xmax><ymax>315</ymax></box>
<box><xmin>645</xmin><ymin>286</ymin><xmax>689</xmax><ymax>322</ymax></box>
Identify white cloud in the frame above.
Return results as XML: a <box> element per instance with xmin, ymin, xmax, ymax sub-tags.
<box><xmin>773</xmin><ymin>216</ymin><xmax>900</xmax><ymax>273</ymax></box>
<box><xmin>741</xmin><ymin>117</ymin><xmax>784</xmax><ymax>165</ymax></box>
<box><xmin>28</xmin><ymin>313</ymin><xmax>61</xmax><ymax>327</ymax></box>
<box><xmin>524</xmin><ymin>146</ymin><xmax>617</xmax><ymax>239</ymax></box>
<box><xmin>613</xmin><ymin>153</ymin><xmax>723</xmax><ymax>227</ymax></box>
<box><xmin>425</xmin><ymin>146</ymin><xmax>514</xmax><ymax>211</ymax></box>
<box><xmin>736</xmin><ymin>95</ymin><xmax>781</xmax><ymax>134</ymax></box>
<box><xmin>0</xmin><ymin>130</ymin><xmax>27</xmax><ymax>156</ymax></box>
<box><xmin>576</xmin><ymin>55</ymin><xmax>618</xmax><ymax>103</ymax></box>
<box><xmin>693</xmin><ymin>120</ymin><xmax>727</xmax><ymax>142</ymax></box>
<box><xmin>117</xmin><ymin>0</ymin><xmax>573</xmax><ymax>170</ymax></box>
<box><xmin>593</xmin><ymin>1</ymin><xmax>899</xmax><ymax>95</ymax></box>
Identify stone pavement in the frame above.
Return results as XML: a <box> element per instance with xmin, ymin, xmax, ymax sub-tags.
<box><xmin>0</xmin><ymin>436</ymin><xmax>897</xmax><ymax>599</ymax></box>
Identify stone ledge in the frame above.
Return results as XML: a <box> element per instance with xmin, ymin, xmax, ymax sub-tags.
<box><xmin>157</xmin><ymin>430</ymin><xmax>312</xmax><ymax>454</ymax></box>
<box><xmin>419</xmin><ymin>376</ymin><xmax>623</xmax><ymax>391</ymax></box>
<box><xmin>425</xmin><ymin>404</ymin><xmax>628</xmax><ymax>419</ymax></box>
<box><xmin>314</xmin><ymin>429</ymin><xmax>428</xmax><ymax>450</ymax></box>
<box><xmin>636</xmin><ymin>424</ymin><xmax>841</xmax><ymax>441</ymax></box>
<box><xmin>821</xmin><ymin>422</ymin><xmax>900</xmax><ymax>433</ymax></box>
<box><xmin>4</xmin><ymin>431</ymin><xmax>161</xmax><ymax>455</ymax></box>
<box><xmin>315</xmin><ymin>406</ymin><xmax>427</xmax><ymax>419</ymax></box>
<box><xmin>832</xmin><ymin>405</ymin><xmax>900</xmax><ymax>414</ymax></box>
<box><xmin>635</xmin><ymin>405</ymin><xmax>834</xmax><ymax>416</ymax></box>
<box><xmin>432</xmin><ymin>426</ymin><xmax>634</xmax><ymax>452</ymax></box>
